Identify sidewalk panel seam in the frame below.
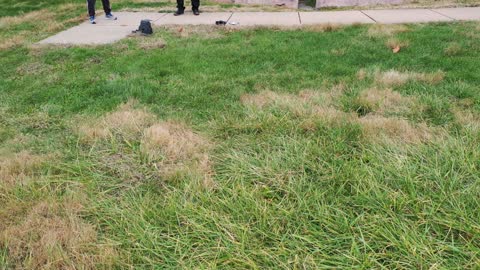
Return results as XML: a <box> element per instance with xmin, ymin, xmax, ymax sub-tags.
<box><xmin>360</xmin><ymin>10</ymin><xmax>377</xmax><ymax>23</ymax></box>
<box><xmin>429</xmin><ymin>9</ymin><xmax>457</xmax><ymax>20</ymax></box>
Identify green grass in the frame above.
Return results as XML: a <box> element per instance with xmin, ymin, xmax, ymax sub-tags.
<box><xmin>1</xmin><ymin>1</ymin><xmax>480</xmax><ymax>269</ymax></box>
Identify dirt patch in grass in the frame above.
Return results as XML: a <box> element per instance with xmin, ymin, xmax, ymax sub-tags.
<box><xmin>0</xmin><ymin>201</ymin><xmax>117</xmax><ymax>269</ymax></box>
<box><xmin>0</xmin><ymin>151</ymin><xmax>46</xmax><ymax>187</ymax></box>
<box><xmin>374</xmin><ymin>69</ymin><xmax>445</xmax><ymax>87</ymax></box>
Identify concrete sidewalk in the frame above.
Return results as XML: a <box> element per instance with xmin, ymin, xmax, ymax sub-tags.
<box><xmin>39</xmin><ymin>7</ymin><xmax>480</xmax><ymax>45</ymax></box>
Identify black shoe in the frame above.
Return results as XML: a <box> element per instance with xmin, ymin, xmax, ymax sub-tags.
<box><xmin>174</xmin><ymin>8</ymin><xmax>185</xmax><ymax>16</ymax></box>
<box><xmin>192</xmin><ymin>9</ymin><xmax>200</xmax><ymax>15</ymax></box>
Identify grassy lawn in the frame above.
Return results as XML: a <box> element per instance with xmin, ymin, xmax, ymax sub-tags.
<box><xmin>1</xmin><ymin>0</ymin><xmax>480</xmax><ymax>269</ymax></box>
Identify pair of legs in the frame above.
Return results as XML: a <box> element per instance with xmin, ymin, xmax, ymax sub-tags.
<box><xmin>87</xmin><ymin>0</ymin><xmax>116</xmax><ymax>24</ymax></box>
<box><xmin>87</xmin><ymin>0</ymin><xmax>111</xmax><ymax>17</ymax></box>
<box><xmin>175</xmin><ymin>0</ymin><xmax>200</xmax><ymax>15</ymax></box>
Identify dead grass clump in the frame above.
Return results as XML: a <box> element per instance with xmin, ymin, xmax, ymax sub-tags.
<box><xmin>141</xmin><ymin>122</ymin><xmax>209</xmax><ymax>162</ymax></box>
<box><xmin>241</xmin><ymin>88</ymin><xmax>343</xmax><ymax>110</ymax></box>
<box><xmin>418</xmin><ymin>70</ymin><xmax>445</xmax><ymax>85</ymax></box>
<box><xmin>141</xmin><ymin>122</ymin><xmax>214</xmax><ymax>188</ymax></box>
<box><xmin>357</xmin><ymin>69</ymin><xmax>367</xmax><ymax>80</ymax></box>
<box><xmin>165</xmin><ymin>25</ymin><xmax>225</xmax><ymax>39</ymax></box>
<box><xmin>76</xmin><ymin>100</ymin><xmax>156</xmax><ymax>142</ymax></box>
<box><xmin>385</xmin><ymin>38</ymin><xmax>409</xmax><ymax>51</ymax></box>
<box><xmin>304</xmin><ymin>23</ymin><xmax>343</xmax><ymax>33</ymax></box>
<box><xmin>241</xmin><ymin>89</ymin><xmax>354</xmax><ymax>130</ymax></box>
<box><xmin>241</xmin><ymin>89</ymin><xmax>433</xmax><ymax>145</ymax></box>
<box><xmin>0</xmin><ymin>151</ymin><xmax>46</xmax><ymax>187</ymax></box>
<box><xmin>367</xmin><ymin>24</ymin><xmax>409</xmax><ymax>38</ymax></box>
<box><xmin>43</xmin><ymin>20</ymin><xmax>65</xmax><ymax>33</ymax></box>
<box><xmin>57</xmin><ymin>3</ymin><xmax>83</xmax><ymax>12</ymax></box>
<box><xmin>374</xmin><ymin>69</ymin><xmax>445</xmax><ymax>86</ymax></box>
<box><xmin>330</xmin><ymin>48</ymin><xmax>346</xmax><ymax>56</ymax></box>
<box><xmin>375</xmin><ymin>70</ymin><xmax>411</xmax><ymax>86</ymax></box>
<box><xmin>356</xmin><ymin>88</ymin><xmax>415</xmax><ymax>115</ymax></box>
<box><xmin>240</xmin><ymin>90</ymin><xmax>307</xmax><ymax>110</ymax></box>
<box><xmin>0</xmin><ymin>10</ymin><xmax>56</xmax><ymax>29</ymax></box>
<box><xmin>75</xmin><ymin>100</ymin><xmax>215</xmax><ymax>188</ymax></box>
<box><xmin>452</xmin><ymin>107</ymin><xmax>480</xmax><ymax>130</ymax></box>
<box><xmin>444</xmin><ymin>42</ymin><xmax>463</xmax><ymax>56</ymax></box>
<box><xmin>137</xmin><ymin>37</ymin><xmax>167</xmax><ymax>50</ymax></box>
<box><xmin>16</xmin><ymin>61</ymin><xmax>53</xmax><ymax>76</ymax></box>
<box><xmin>358</xmin><ymin>115</ymin><xmax>431</xmax><ymax>144</ymax></box>
<box><xmin>311</xmin><ymin>106</ymin><xmax>356</xmax><ymax>124</ymax></box>
<box><xmin>0</xmin><ymin>201</ymin><xmax>116</xmax><ymax>269</ymax></box>
<box><xmin>0</xmin><ymin>35</ymin><xmax>26</xmax><ymax>51</ymax></box>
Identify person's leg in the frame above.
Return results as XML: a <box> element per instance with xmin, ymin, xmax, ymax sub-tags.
<box><xmin>101</xmin><ymin>0</ymin><xmax>112</xmax><ymax>15</ymax></box>
<box><xmin>191</xmin><ymin>0</ymin><xmax>199</xmax><ymax>15</ymax></box>
<box><xmin>87</xmin><ymin>0</ymin><xmax>96</xmax><ymax>17</ymax></box>
<box><xmin>192</xmin><ymin>0</ymin><xmax>200</xmax><ymax>10</ymax></box>
<box><xmin>174</xmin><ymin>0</ymin><xmax>185</xmax><ymax>16</ymax></box>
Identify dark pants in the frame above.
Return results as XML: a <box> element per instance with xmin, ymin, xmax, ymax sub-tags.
<box><xmin>87</xmin><ymin>0</ymin><xmax>111</xmax><ymax>17</ymax></box>
<box><xmin>177</xmin><ymin>0</ymin><xmax>200</xmax><ymax>10</ymax></box>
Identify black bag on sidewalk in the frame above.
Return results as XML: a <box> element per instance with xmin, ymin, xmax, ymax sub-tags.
<box><xmin>136</xmin><ymin>20</ymin><xmax>153</xmax><ymax>35</ymax></box>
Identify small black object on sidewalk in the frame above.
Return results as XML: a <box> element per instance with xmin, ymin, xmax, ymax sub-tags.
<box><xmin>215</xmin><ymin>20</ymin><xmax>227</xmax><ymax>25</ymax></box>
<box><xmin>133</xmin><ymin>20</ymin><xmax>153</xmax><ymax>35</ymax></box>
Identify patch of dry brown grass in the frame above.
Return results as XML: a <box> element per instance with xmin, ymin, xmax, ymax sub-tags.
<box><xmin>330</xmin><ymin>48</ymin><xmax>346</xmax><ymax>56</ymax></box>
<box><xmin>0</xmin><ymin>10</ymin><xmax>55</xmax><ymax>29</ymax></box>
<box><xmin>141</xmin><ymin>122</ymin><xmax>214</xmax><ymax>188</ymax></box>
<box><xmin>241</xmin><ymin>88</ymin><xmax>357</xmax><ymax>129</ymax></box>
<box><xmin>240</xmin><ymin>87</ymin><xmax>343</xmax><ymax>112</ymax></box>
<box><xmin>367</xmin><ymin>24</ymin><xmax>409</xmax><ymax>38</ymax></box>
<box><xmin>452</xmin><ymin>106</ymin><xmax>480</xmax><ymax>130</ymax></box>
<box><xmin>16</xmin><ymin>61</ymin><xmax>53</xmax><ymax>76</ymax></box>
<box><xmin>374</xmin><ymin>69</ymin><xmax>445</xmax><ymax>86</ymax></box>
<box><xmin>75</xmin><ymin>101</ymin><xmax>215</xmax><ymax>188</ymax></box>
<box><xmin>358</xmin><ymin>115</ymin><xmax>432</xmax><ymax>144</ymax></box>
<box><xmin>357</xmin><ymin>69</ymin><xmax>367</xmax><ymax>80</ymax></box>
<box><xmin>304</xmin><ymin>23</ymin><xmax>343</xmax><ymax>33</ymax></box>
<box><xmin>444</xmin><ymin>42</ymin><xmax>462</xmax><ymax>56</ymax></box>
<box><xmin>0</xmin><ymin>35</ymin><xmax>26</xmax><ymax>51</ymax></box>
<box><xmin>242</xmin><ymin>88</ymin><xmax>436</xmax><ymax>145</ymax></box>
<box><xmin>0</xmin><ymin>201</ymin><xmax>117</xmax><ymax>269</ymax></box>
<box><xmin>76</xmin><ymin>100</ymin><xmax>156</xmax><ymax>142</ymax></box>
<box><xmin>0</xmin><ymin>151</ymin><xmax>46</xmax><ymax>187</ymax></box>
<box><xmin>356</xmin><ymin>87</ymin><xmax>416</xmax><ymax>115</ymax></box>
<box><xmin>385</xmin><ymin>38</ymin><xmax>409</xmax><ymax>52</ymax></box>
<box><xmin>136</xmin><ymin>36</ymin><xmax>167</xmax><ymax>50</ymax></box>
<box><xmin>163</xmin><ymin>25</ymin><xmax>226</xmax><ymax>39</ymax></box>
<box><xmin>0</xmin><ymin>4</ymin><xmax>83</xmax><ymax>51</ymax></box>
